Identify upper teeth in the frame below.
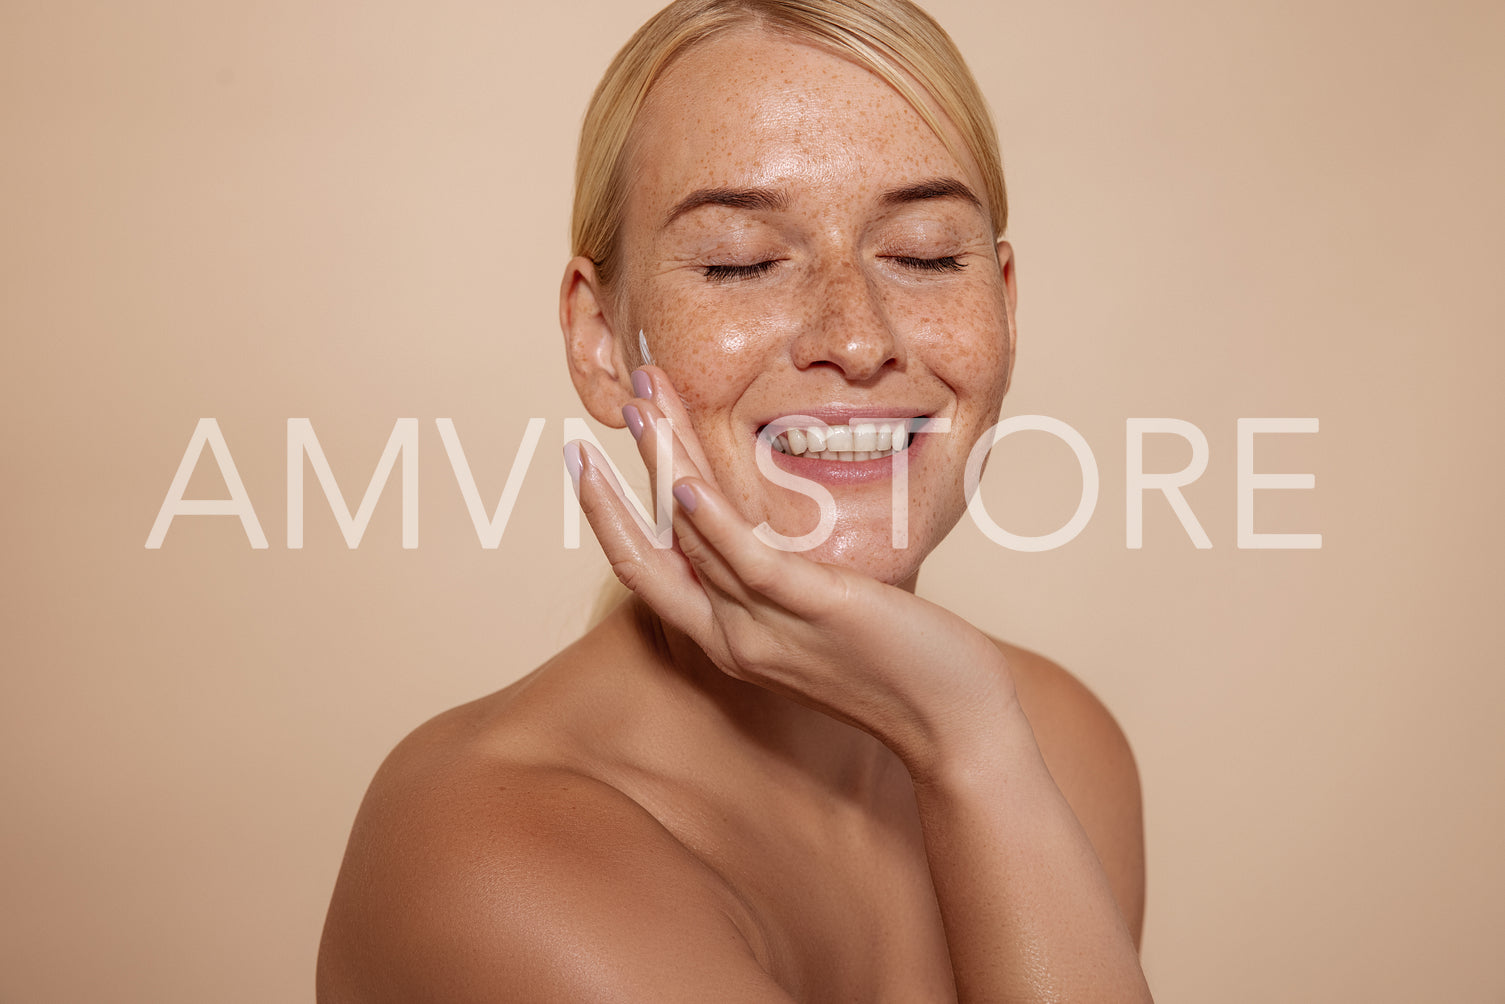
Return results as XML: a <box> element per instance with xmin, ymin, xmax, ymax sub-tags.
<box><xmin>766</xmin><ymin>421</ymin><xmax>914</xmax><ymax>460</ymax></box>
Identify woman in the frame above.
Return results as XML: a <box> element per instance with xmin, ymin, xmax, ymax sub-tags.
<box><xmin>319</xmin><ymin>1</ymin><xmax>1150</xmax><ymax>1000</ymax></box>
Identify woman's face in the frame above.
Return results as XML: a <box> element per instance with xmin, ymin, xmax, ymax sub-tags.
<box><xmin>598</xmin><ymin>29</ymin><xmax>1015</xmax><ymax>586</ymax></box>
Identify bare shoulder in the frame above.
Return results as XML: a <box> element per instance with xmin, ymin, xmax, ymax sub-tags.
<box><xmin>991</xmin><ymin>638</ymin><xmax>1147</xmax><ymax>947</ymax></box>
<box><xmin>317</xmin><ymin>702</ymin><xmax>790</xmax><ymax>1003</ymax></box>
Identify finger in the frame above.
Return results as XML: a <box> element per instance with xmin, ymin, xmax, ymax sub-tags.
<box><xmin>622</xmin><ymin>397</ymin><xmax>706</xmax><ymax>510</ymax></box>
<box><xmin>620</xmin><ymin>399</ymin><xmax>734</xmax><ymax>600</ymax></box>
<box><xmin>569</xmin><ymin>441</ymin><xmax>712</xmax><ymax>631</ymax></box>
<box><xmin>630</xmin><ymin>365</ymin><xmax>714</xmax><ymax>481</ymax></box>
<box><xmin>671</xmin><ymin>476</ymin><xmax>841</xmax><ymax>613</ymax></box>
<box><xmin>570</xmin><ymin>439</ymin><xmax>680</xmax><ymax>573</ymax></box>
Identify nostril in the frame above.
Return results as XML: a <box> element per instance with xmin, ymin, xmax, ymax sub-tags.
<box><xmin>792</xmin><ymin>271</ymin><xmax>901</xmax><ymax>379</ymax></box>
<box><xmin>793</xmin><ymin>339</ymin><xmax>902</xmax><ymax>381</ymax></box>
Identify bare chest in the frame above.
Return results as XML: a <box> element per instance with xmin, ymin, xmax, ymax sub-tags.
<box><xmin>676</xmin><ymin>800</ymin><xmax>958</xmax><ymax>1003</ymax></box>
<box><xmin>753</xmin><ymin>855</ymin><xmax>956</xmax><ymax>1002</ymax></box>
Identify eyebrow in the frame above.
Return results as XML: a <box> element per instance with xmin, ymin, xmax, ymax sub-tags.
<box><xmin>662</xmin><ymin>187</ymin><xmax>789</xmax><ymax>227</ymax></box>
<box><xmin>659</xmin><ymin>176</ymin><xmax>984</xmax><ymax>228</ymax></box>
<box><xmin>879</xmin><ymin>177</ymin><xmax>985</xmax><ymax>213</ymax></box>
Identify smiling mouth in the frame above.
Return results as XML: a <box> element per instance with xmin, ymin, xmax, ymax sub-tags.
<box><xmin>759</xmin><ymin>419</ymin><xmax>919</xmax><ymax>461</ymax></box>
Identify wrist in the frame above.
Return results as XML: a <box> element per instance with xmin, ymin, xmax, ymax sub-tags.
<box><xmin>902</xmin><ymin>687</ymin><xmax>1046</xmax><ymax>796</ymax></box>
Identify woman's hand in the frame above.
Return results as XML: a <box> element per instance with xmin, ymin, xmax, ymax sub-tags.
<box><xmin>567</xmin><ymin>366</ymin><xmax>1019</xmax><ymax>779</ymax></box>
<box><xmin>568</xmin><ymin>366</ymin><xmax>1150</xmax><ymax>1002</ymax></box>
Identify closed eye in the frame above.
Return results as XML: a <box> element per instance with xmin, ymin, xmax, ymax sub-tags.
<box><xmin>701</xmin><ymin>261</ymin><xmax>779</xmax><ymax>282</ymax></box>
<box><xmin>893</xmin><ymin>255</ymin><xmax>966</xmax><ymax>273</ymax></box>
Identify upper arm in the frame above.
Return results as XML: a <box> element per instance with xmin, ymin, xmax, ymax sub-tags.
<box><xmin>319</xmin><ymin>762</ymin><xmax>794</xmax><ymax>1004</ymax></box>
<box><xmin>1001</xmin><ymin>643</ymin><xmax>1147</xmax><ymax>948</ymax></box>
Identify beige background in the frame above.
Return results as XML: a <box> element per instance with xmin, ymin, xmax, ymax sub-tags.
<box><xmin>3</xmin><ymin>1</ymin><xmax>1502</xmax><ymax>1001</ymax></box>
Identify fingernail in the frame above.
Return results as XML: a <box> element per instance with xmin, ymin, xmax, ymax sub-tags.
<box><xmin>622</xmin><ymin>403</ymin><xmax>645</xmax><ymax>441</ymax></box>
<box><xmin>631</xmin><ymin>368</ymin><xmax>653</xmax><ymax>400</ymax></box>
<box><xmin>673</xmin><ymin>483</ymin><xmax>697</xmax><ymax>513</ymax></box>
<box><xmin>563</xmin><ymin>442</ymin><xmax>583</xmax><ymax>496</ymax></box>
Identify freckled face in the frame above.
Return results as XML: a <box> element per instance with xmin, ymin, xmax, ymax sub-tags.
<box><xmin>611</xmin><ymin>30</ymin><xmax>1015</xmax><ymax>585</ymax></box>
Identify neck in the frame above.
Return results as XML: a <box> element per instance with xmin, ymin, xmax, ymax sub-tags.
<box><xmin>622</xmin><ymin>594</ymin><xmax>909</xmax><ymax>807</ymax></box>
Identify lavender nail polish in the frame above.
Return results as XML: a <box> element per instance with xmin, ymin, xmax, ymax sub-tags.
<box><xmin>563</xmin><ymin>442</ymin><xmax>583</xmax><ymax>495</ymax></box>
<box><xmin>631</xmin><ymin>369</ymin><xmax>653</xmax><ymax>400</ymax></box>
<box><xmin>673</xmin><ymin>484</ymin><xmax>697</xmax><ymax>513</ymax></box>
<box><xmin>623</xmin><ymin>403</ymin><xmax>645</xmax><ymax>441</ymax></box>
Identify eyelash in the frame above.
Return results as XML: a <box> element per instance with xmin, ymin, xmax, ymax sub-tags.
<box><xmin>895</xmin><ymin>255</ymin><xmax>966</xmax><ymax>273</ymax></box>
<box><xmin>699</xmin><ymin>256</ymin><xmax>966</xmax><ymax>282</ymax></box>
<box><xmin>701</xmin><ymin>261</ymin><xmax>778</xmax><ymax>282</ymax></box>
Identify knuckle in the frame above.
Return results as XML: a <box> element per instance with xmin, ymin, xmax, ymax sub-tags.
<box><xmin>716</xmin><ymin>658</ymin><xmax>752</xmax><ymax>683</ymax></box>
<box><xmin>722</xmin><ymin>616</ymin><xmax>783</xmax><ymax>677</ymax></box>
<box><xmin>609</xmin><ymin>557</ymin><xmax>644</xmax><ymax>593</ymax></box>
<box><xmin>819</xmin><ymin>568</ymin><xmax>857</xmax><ymax>618</ymax></box>
<box><xmin>737</xmin><ymin>557</ymin><xmax>783</xmax><ymax>595</ymax></box>
<box><xmin>676</xmin><ymin>530</ymin><xmax>712</xmax><ymax>568</ymax></box>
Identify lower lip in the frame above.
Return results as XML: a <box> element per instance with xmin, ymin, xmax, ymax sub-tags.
<box><xmin>764</xmin><ymin>436</ymin><xmax>924</xmax><ymax>486</ymax></box>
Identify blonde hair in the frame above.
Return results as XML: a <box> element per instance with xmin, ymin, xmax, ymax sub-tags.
<box><xmin>570</xmin><ymin>0</ymin><xmax>1008</xmax><ymax>290</ymax></box>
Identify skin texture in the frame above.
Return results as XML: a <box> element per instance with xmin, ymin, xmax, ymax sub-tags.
<box><xmin>569</xmin><ymin>28</ymin><xmax>1015</xmax><ymax>586</ymax></box>
<box><xmin>319</xmin><ymin>29</ymin><xmax>1148</xmax><ymax>1003</ymax></box>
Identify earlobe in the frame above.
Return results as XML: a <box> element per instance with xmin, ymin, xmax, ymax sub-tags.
<box><xmin>560</xmin><ymin>256</ymin><xmax>632</xmax><ymax>428</ymax></box>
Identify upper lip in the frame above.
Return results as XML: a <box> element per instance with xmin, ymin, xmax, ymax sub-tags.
<box><xmin>753</xmin><ymin>406</ymin><xmax>938</xmax><ymax>430</ymax></box>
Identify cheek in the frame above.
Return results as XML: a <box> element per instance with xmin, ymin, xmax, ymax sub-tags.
<box><xmin>630</xmin><ymin>284</ymin><xmax>796</xmax><ymax>417</ymax></box>
<box><xmin>897</xmin><ymin>288</ymin><xmax>1014</xmax><ymax>400</ymax></box>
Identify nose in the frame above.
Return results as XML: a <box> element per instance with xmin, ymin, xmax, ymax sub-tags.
<box><xmin>791</xmin><ymin>260</ymin><xmax>901</xmax><ymax>382</ymax></box>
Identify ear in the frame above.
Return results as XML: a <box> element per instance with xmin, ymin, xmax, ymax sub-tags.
<box><xmin>996</xmin><ymin>237</ymin><xmax>1019</xmax><ymax>396</ymax></box>
<box><xmin>560</xmin><ymin>256</ymin><xmax>632</xmax><ymax>428</ymax></box>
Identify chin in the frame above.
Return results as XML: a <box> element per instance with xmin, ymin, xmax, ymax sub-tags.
<box><xmin>797</xmin><ymin>523</ymin><xmax>944</xmax><ymax>588</ymax></box>
<box><xmin>749</xmin><ymin>483</ymin><xmax>966</xmax><ymax>587</ymax></box>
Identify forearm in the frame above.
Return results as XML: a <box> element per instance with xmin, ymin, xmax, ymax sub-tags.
<box><xmin>909</xmin><ymin>701</ymin><xmax>1152</xmax><ymax>1004</ymax></box>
